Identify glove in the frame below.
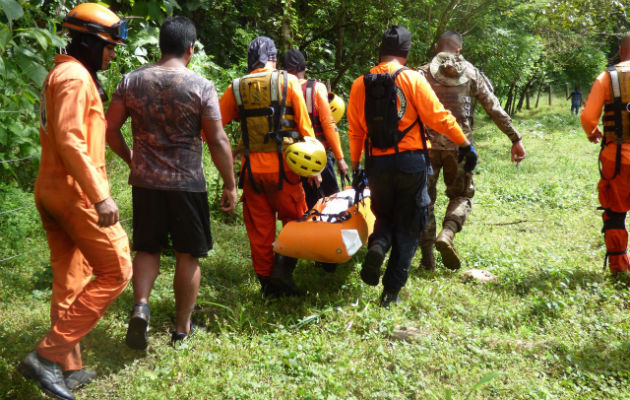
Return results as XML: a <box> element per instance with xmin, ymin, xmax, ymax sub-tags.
<box><xmin>458</xmin><ymin>145</ymin><xmax>478</xmax><ymax>173</ymax></box>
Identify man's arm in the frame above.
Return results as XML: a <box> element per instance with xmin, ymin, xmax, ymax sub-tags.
<box><xmin>51</xmin><ymin>78</ymin><xmax>119</xmax><ymax>226</ymax></box>
<box><xmin>473</xmin><ymin>69</ymin><xmax>525</xmax><ymax>166</ymax></box>
<box><xmin>105</xmin><ymin>101</ymin><xmax>132</xmax><ymax>166</ymax></box>
<box><xmin>581</xmin><ymin>71</ymin><xmax>608</xmax><ymax>143</ymax></box>
<box><xmin>202</xmin><ymin>117</ymin><xmax>237</xmax><ymax>212</ymax></box>
<box><xmin>314</xmin><ymin>82</ymin><xmax>348</xmax><ymax>176</ymax></box>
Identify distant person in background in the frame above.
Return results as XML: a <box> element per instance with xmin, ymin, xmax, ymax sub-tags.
<box><xmin>106</xmin><ymin>16</ymin><xmax>236</xmax><ymax>348</ymax></box>
<box><xmin>19</xmin><ymin>4</ymin><xmax>131</xmax><ymax>400</ymax></box>
<box><xmin>580</xmin><ymin>33</ymin><xmax>630</xmax><ymax>278</ymax></box>
<box><xmin>418</xmin><ymin>30</ymin><xmax>525</xmax><ymax>272</ymax></box>
<box><xmin>568</xmin><ymin>88</ymin><xmax>583</xmax><ymax>115</ymax></box>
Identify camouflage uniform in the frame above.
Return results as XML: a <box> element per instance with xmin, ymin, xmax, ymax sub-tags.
<box><xmin>418</xmin><ymin>54</ymin><xmax>521</xmax><ymax>269</ymax></box>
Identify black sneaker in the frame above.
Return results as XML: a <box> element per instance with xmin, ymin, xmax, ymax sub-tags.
<box><xmin>63</xmin><ymin>368</ymin><xmax>96</xmax><ymax>390</ymax></box>
<box><xmin>361</xmin><ymin>244</ymin><xmax>385</xmax><ymax>286</ymax></box>
<box><xmin>171</xmin><ymin>323</ymin><xmax>197</xmax><ymax>346</ymax></box>
<box><xmin>18</xmin><ymin>351</ymin><xmax>75</xmax><ymax>400</ymax></box>
<box><xmin>379</xmin><ymin>288</ymin><xmax>401</xmax><ymax>308</ymax></box>
<box><xmin>126</xmin><ymin>302</ymin><xmax>150</xmax><ymax>350</ymax></box>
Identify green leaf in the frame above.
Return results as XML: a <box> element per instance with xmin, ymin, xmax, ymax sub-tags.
<box><xmin>0</xmin><ymin>25</ymin><xmax>10</xmax><ymax>51</ymax></box>
<box><xmin>0</xmin><ymin>0</ymin><xmax>23</xmax><ymax>25</ymax></box>
<box><xmin>0</xmin><ymin>55</ymin><xmax>4</xmax><ymax>75</ymax></box>
<box><xmin>464</xmin><ymin>372</ymin><xmax>501</xmax><ymax>400</ymax></box>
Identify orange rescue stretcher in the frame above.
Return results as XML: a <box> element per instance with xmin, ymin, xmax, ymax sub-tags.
<box><xmin>273</xmin><ymin>187</ymin><xmax>375</xmax><ymax>263</ymax></box>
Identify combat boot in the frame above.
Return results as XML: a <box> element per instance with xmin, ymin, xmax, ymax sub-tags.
<box><xmin>420</xmin><ymin>243</ymin><xmax>436</xmax><ymax>272</ymax></box>
<box><xmin>435</xmin><ymin>221</ymin><xmax>461</xmax><ymax>270</ymax></box>
<box><xmin>270</xmin><ymin>254</ymin><xmax>302</xmax><ymax>296</ymax></box>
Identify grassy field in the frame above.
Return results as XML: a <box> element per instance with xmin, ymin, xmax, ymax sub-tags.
<box><xmin>1</xmin><ymin>99</ymin><xmax>629</xmax><ymax>399</ymax></box>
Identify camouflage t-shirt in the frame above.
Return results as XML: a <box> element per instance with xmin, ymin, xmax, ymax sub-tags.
<box><xmin>111</xmin><ymin>65</ymin><xmax>221</xmax><ymax>192</ymax></box>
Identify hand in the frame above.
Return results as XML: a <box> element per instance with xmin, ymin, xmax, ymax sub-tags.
<box><xmin>351</xmin><ymin>161</ymin><xmax>360</xmax><ymax>172</ymax></box>
<box><xmin>458</xmin><ymin>144</ymin><xmax>478</xmax><ymax>173</ymax></box>
<box><xmin>588</xmin><ymin>128</ymin><xmax>603</xmax><ymax>144</ymax></box>
<box><xmin>307</xmin><ymin>174</ymin><xmax>322</xmax><ymax>188</ymax></box>
<box><xmin>511</xmin><ymin>141</ymin><xmax>526</xmax><ymax>167</ymax></box>
<box><xmin>221</xmin><ymin>186</ymin><xmax>238</xmax><ymax>213</ymax></box>
<box><xmin>337</xmin><ymin>158</ymin><xmax>349</xmax><ymax>177</ymax></box>
<box><xmin>94</xmin><ymin>197</ymin><xmax>119</xmax><ymax>227</ymax></box>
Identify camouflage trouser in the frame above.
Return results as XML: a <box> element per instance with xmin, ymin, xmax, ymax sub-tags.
<box><xmin>420</xmin><ymin>149</ymin><xmax>475</xmax><ymax>248</ymax></box>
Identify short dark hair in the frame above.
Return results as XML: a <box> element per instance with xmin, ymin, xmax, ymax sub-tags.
<box><xmin>159</xmin><ymin>16</ymin><xmax>197</xmax><ymax>57</ymax></box>
<box><xmin>439</xmin><ymin>30</ymin><xmax>463</xmax><ymax>47</ymax></box>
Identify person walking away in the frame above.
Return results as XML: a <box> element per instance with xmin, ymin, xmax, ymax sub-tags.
<box><xmin>418</xmin><ymin>31</ymin><xmax>525</xmax><ymax>271</ymax></box>
<box><xmin>347</xmin><ymin>26</ymin><xmax>476</xmax><ymax>307</ymax></box>
<box><xmin>106</xmin><ymin>16</ymin><xmax>236</xmax><ymax>348</ymax></box>
<box><xmin>282</xmin><ymin>49</ymin><xmax>349</xmax><ymax>208</ymax></box>
<box><xmin>580</xmin><ymin>33</ymin><xmax>630</xmax><ymax>278</ymax></box>
<box><xmin>219</xmin><ymin>37</ymin><xmax>317</xmax><ymax>297</ymax></box>
<box><xmin>568</xmin><ymin>87</ymin><xmax>583</xmax><ymax>115</ymax></box>
<box><xmin>19</xmin><ymin>4</ymin><xmax>131</xmax><ymax>399</ymax></box>
<box><xmin>283</xmin><ymin>48</ymin><xmax>349</xmax><ymax>272</ymax></box>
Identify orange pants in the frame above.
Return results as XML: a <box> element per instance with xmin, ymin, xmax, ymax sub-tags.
<box><xmin>598</xmin><ymin>144</ymin><xmax>630</xmax><ymax>274</ymax></box>
<box><xmin>242</xmin><ymin>172</ymin><xmax>307</xmax><ymax>277</ymax></box>
<box><xmin>34</xmin><ymin>183</ymin><xmax>132</xmax><ymax>370</ymax></box>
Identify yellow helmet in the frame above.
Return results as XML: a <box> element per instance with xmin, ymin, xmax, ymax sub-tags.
<box><xmin>63</xmin><ymin>3</ymin><xmax>127</xmax><ymax>45</ymax></box>
<box><xmin>285</xmin><ymin>136</ymin><xmax>327</xmax><ymax>177</ymax></box>
<box><xmin>328</xmin><ymin>92</ymin><xmax>346</xmax><ymax>123</ymax></box>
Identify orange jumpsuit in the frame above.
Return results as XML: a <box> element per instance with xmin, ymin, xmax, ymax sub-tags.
<box><xmin>220</xmin><ymin>67</ymin><xmax>315</xmax><ymax>277</ymax></box>
<box><xmin>581</xmin><ymin>60</ymin><xmax>630</xmax><ymax>274</ymax></box>
<box><xmin>34</xmin><ymin>54</ymin><xmax>132</xmax><ymax>370</ymax></box>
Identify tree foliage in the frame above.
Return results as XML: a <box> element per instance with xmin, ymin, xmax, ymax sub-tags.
<box><xmin>1</xmin><ymin>0</ymin><xmax>628</xmax><ymax>184</ymax></box>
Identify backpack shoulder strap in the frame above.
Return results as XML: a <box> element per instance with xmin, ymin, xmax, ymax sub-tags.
<box><xmin>232</xmin><ymin>78</ymin><xmax>243</xmax><ymax>107</ymax></box>
<box><xmin>305</xmin><ymin>78</ymin><xmax>317</xmax><ymax>115</ymax></box>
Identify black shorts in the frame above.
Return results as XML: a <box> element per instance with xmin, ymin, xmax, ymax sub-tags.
<box><xmin>132</xmin><ymin>187</ymin><xmax>212</xmax><ymax>258</ymax></box>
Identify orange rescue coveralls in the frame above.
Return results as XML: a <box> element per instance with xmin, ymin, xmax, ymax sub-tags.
<box><xmin>581</xmin><ymin>60</ymin><xmax>630</xmax><ymax>274</ymax></box>
<box><xmin>220</xmin><ymin>67</ymin><xmax>315</xmax><ymax>277</ymax></box>
<box><xmin>34</xmin><ymin>54</ymin><xmax>132</xmax><ymax>370</ymax></box>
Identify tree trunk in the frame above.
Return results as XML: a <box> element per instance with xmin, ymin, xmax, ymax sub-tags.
<box><xmin>335</xmin><ymin>0</ymin><xmax>345</xmax><ymax>73</ymax></box>
<box><xmin>504</xmin><ymin>83</ymin><xmax>516</xmax><ymax>116</ymax></box>
<box><xmin>526</xmin><ymin>88</ymin><xmax>530</xmax><ymax>109</ymax></box>
<box><xmin>565</xmin><ymin>82</ymin><xmax>569</xmax><ymax>98</ymax></box>
<box><xmin>548</xmin><ymin>85</ymin><xmax>552</xmax><ymax>105</ymax></box>
<box><xmin>280</xmin><ymin>0</ymin><xmax>294</xmax><ymax>52</ymax></box>
<box><xmin>535</xmin><ymin>84</ymin><xmax>542</xmax><ymax>108</ymax></box>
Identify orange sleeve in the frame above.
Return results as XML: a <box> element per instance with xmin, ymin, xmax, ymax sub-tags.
<box><xmin>581</xmin><ymin>70</ymin><xmax>609</xmax><ymax>137</ymax></box>
<box><xmin>288</xmin><ymin>76</ymin><xmax>315</xmax><ymax>138</ymax></box>
<box><xmin>314</xmin><ymin>82</ymin><xmax>343</xmax><ymax>159</ymax></box>
<box><xmin>50</xmin><ymin>78</ymin><xmax>110</xmax><ymax>204</ymax></box>
<box><xmin>347</xmin><ymin>76</ymin><xmax>367</xmax><ymax>163</ymax></box>
<box><xmin>219</xmin><ymin>84</ymin><xmax>239</xmax><ymax>127</ymax></box>
<box><xmin>407</xmin><ymin>72</ymin><xmax>466</xmax><ymax>145</ymax></box>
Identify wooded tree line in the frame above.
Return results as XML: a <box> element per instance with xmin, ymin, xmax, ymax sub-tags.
<box><xmin>1</xmin><ymin>0</ymin><xmax>628</xmax><ymax>184</ymax></box>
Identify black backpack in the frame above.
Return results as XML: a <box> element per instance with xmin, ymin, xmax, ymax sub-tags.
<box><xmin>363</xmin><ymin>67</ymin><xmax>423</xmax><ymax>153</ymax></box>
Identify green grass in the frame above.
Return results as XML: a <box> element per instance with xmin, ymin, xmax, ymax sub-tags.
<box><xmin>1</xmin><ymin>99</ymin><xmax>630</xmax><ymax>399</ymax></box>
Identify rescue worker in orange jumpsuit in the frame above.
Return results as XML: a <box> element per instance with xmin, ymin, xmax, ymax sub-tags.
<box><xmin>581</xmin><ymin>33</ymin><xmax>630</xmax><ymax>276</ymax></box>
<box><xmin>347</xmin><ymin>26</ymin><xmax>474</xmax><ymax>306</ymax></box>
<box><xmin>18</xmin><ymin>4</ymin><xmax>131</xmax><ymax>400</ymax></box>
<box><xmin>282</xmin><ymin>48</ymin><xmax>349</xmax><ymax>272</ymax></box>
<box><xmin>219</xmin><ymin>37</ymin><xmax>317</xmax><ymax>296</ymax></box>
